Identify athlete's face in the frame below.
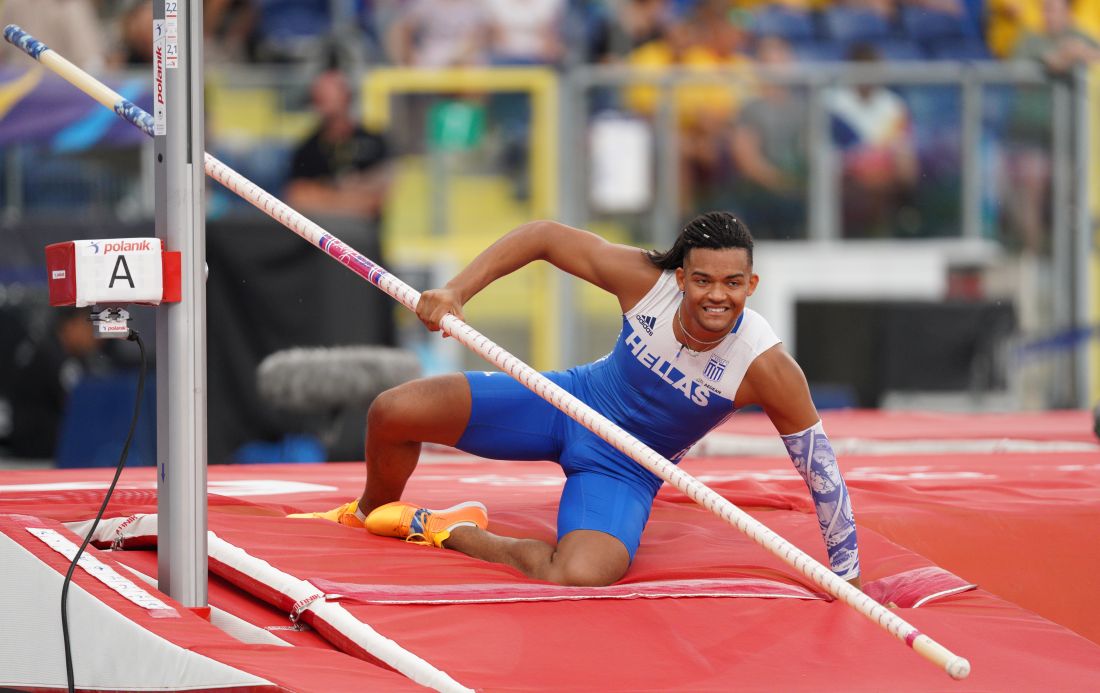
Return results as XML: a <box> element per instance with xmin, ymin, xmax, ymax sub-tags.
<box><xmin>675</xmin><ymin>247</ymin><xmax>758</xmax><ymax>338</ymax></box>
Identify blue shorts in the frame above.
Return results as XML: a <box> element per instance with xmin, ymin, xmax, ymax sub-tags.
<box><xmin>454</xmin><ymin>370</ymin><xmax>656</xmax><ymax>560</ymax></box>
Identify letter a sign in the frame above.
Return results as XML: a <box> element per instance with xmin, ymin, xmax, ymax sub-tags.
<box><xmin>45</xmin><ymin>238</ymin><xmax>181</xmax><ymax>307</ymax></box>
<box><xmin>78</xmin><ymin>238</ymin><xmax>160</xmax><ymax>304</ymax></box>
<box><xmin>109</xmin><ymin>255</ymin><xmax>136</xmax><ymax>289</ymax></box>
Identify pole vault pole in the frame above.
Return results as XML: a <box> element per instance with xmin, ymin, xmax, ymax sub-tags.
<box><xmin>4</xmin><ymin>25</ymin><xmax>970</xmax><ymax>680</ymax></box>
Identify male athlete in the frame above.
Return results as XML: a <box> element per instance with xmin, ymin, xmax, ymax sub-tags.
<box><xmin>292</xmin><ymin>212</ymin><xmax>861</xmax><ymax>588</ymax></box>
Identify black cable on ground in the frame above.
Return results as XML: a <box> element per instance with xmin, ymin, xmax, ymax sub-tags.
<box><xmin>61</xmin><ymin>329</ymin><xmax>146</xmax><ymax>693</ymax></box>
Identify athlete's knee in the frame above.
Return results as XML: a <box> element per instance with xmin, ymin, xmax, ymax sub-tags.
<box><xmin>548</xmin><ymin>533</ymin><xmax>631</xmax><ymax>586</ymax></box>
<box><xmin>366</xmin><ymin>385</ymin><xmax>407</xmax><ymax>436</ymax></box>
<box><xmin>550</xmin><ymin>555</ymin><xmax>626</xmax><ymax>587</ymax></box>
<box><xmin>367</xmin><ymin>375</ymin><xmax>471</xmax><ymax>445</ymax></box>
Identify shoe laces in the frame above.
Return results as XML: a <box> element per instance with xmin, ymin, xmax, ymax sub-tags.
<box><xmin>405</xmin><ymin>507</ymin><xmax>432</xmax><ymax>546</ymax></box>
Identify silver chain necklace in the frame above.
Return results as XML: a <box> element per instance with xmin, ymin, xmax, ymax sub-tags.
<box><xmin>675</xmin><ymin>302</ymin><xmax>727</xmax><ymax>349</ymax></box>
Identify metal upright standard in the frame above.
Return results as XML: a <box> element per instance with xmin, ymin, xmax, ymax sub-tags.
<box><xmin>1072</xmin><ymin>66</ymin><xmax>1095</xmax><ymax>409</ymax></box>
<box><xmin>153</xmin><ymin>0</ymin><xmax>208</xmax><ymax>606</ymax></box>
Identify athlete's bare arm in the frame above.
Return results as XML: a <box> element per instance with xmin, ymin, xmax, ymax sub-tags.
<box><xmin>416</xmin><ymin>221</ymin><xmax>661</xmax><ymax>331</ymax></box>
<box><xmin>737</xmin><ymin>345</ymin><xmax>863</xmax><ymax>589</ymax></box>
<box><xmin>735</xmin><ymin>344</ymin><xmax>819</xmax><ymax>435</ymax></box>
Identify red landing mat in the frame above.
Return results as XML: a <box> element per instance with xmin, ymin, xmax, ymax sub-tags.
<box><xmin>674</xmin><ymin>447</ymin><xmax>1100</xmax><ymax>645</ymax></box>
<box><xmin>719</xmin><ymin>408</ymin><xmax>1098</xmax><ymax>443</ymax></box>
<box><xmin>4</xmin><ymin>445</ymin><xmax>1100</xmax><ymax>691</ymax></box>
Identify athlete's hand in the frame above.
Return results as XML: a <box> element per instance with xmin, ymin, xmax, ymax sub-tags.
<box><xmin>416</xmin><ymin>287</ymin><xmax>466</xmax><ymax>334</ymax></box>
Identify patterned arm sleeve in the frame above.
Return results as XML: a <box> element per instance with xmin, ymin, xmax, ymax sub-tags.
<box><xmin>781</xmin><ymin>421</ymin><xmax>860</xmax><ymax>580</ymax></box>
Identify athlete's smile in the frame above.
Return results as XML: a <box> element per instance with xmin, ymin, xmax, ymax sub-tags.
<box><xmin>675</xmin><ymin>246</ymin><xmax>758</xmax><ymax>348</ymax></box>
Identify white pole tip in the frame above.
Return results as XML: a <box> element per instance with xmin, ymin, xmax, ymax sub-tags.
<box><xmin>947</xmin><ymin>656</ymin><xmax>971</xmax><ymax>680</ymax></box>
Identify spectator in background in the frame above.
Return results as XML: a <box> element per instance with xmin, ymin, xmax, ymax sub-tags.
<box><xmin>482</xmin><ymin>0</ymin><xmax>566</xmax><ymax>198</ymax></box>
<box><xmin>827</xmin><ymin>44</ymin><xmax>918</xmax><ymax>238</ymax></box>
<box><xmin>204</xmin><ymin>0</ymin><xmax>258</xmax><ymax>63</ymax></box>
<box><xmin>115</xmin><ymin>0</ymin><xmax>154</xmax><ymax>65</ymax></box>
<box><xmin>9</xmin><ymin>308</ymin><xmax>102</xmax><ymax>459</ymax></box>
<box><xmin>385</xmin><ymin>0</ymin><xmax>492</xmax><ymax>67</ymax></box>
<box><xmin>1014</xmin><ymin>0</ymin><xmax>1100</xmax><ymax>73</ymax></box>
<box><xmin>107</xmin><ymin>0</ymin><xmax>257</xmax><ymax>66</ymax></box>
<box><xmin>831</xmin><ymin>0</ymin><xmax>962</xmax><ymax>20</ymax></box>
<box><xmin>1072</xmin><ymin>0</ymin><xmax>1100</xmax><ymax>42</ymax></box>
<box><xmin>286</xmin><ymin>69</ymin><xmax>392</xmax><ymax>226</ymax></box>
<box><xmin>623</xmin><ymin>0</ymin><xmax>750</xmax><ymax>215</ymax></box>
<box><xmin>587</xmin><ymin>0</ymin><xmax>672</xmax><ymax>64</ymax></box>
<box><xmin>987</xmin><ymin>0</ymin><xmax>1043</xmax><ymax>58</ymax></box>
<box><xmin>383</xmin><ymin>0</ymin><xmax>494</xmax><ymax>166</ymax></box>
<box><xmin>989</xmin><ymin>0</ymin><xmax>1100</xmax><ymax>58</ymax></box>
<box><xmin>0</xmin><ymin>0</ymin><xmax>106</xmax><ymax>72</ymax></box>
<box><xmin>1002</xmin><ymin>0</ymin><xmax>1100</xmax><ymax>252</ymax></box>
<box><xmin>835</xmin><ymin>0</ymin><xmax>897</xmax><ymax>18</ymax></box>
<box><xmin>670</xmin><ymin>0</ymin><xmax>752</xmax><ymax>215</ymax></box>
<box><xmin>730</xmin><ymin>35</ymin><xmax>807</xmax><ymax>239</ymax></box>
<box><xmin>905</xmin><ymin>0</ymin><xmax>964</xmax><ymax>14</ymax></box>
<box><xmin>485</xmin><ymin>0</ymin><xmax>566</xmax><ymax>66</ymax></box>
<box><xmin>730</xmin><ymin>1</ymin><xmax>821</xmax><ymax>8</ymax></box>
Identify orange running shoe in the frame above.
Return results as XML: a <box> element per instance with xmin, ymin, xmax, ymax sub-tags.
<box><xmin>365</xmin><ymin>501</ymin><xmax>488</xmax><ymax>548</ymax></box>
<box><xmin>287</xmin><ymin>499</ymin><xmax>365</xmax><ymax>528</ymax></box>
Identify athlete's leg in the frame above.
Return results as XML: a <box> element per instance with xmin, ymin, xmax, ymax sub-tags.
<box><xmin>359</xmin><ymin>373</ymin><xmax>471</xmax><ymax>515</ymax></box>
<box><xmin>359</xmin><ymin>369</ymin><xmax>645</xmax><ymax>588</ymax></box>
<box><xmin>442</xmin><ymin>470</ymin><xmax>649</xmax><ymax>586</ymax></box>
<box><xmin>443</xmin><ymin>527</ymin><xmax>630</xmax><ymax>587</ymax></box>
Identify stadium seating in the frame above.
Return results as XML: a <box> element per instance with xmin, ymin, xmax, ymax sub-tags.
<box><xmin>871</xmin><ymin>38</ymin><xmax>928</xmax><ymax>62</ymax></box>
<box><xmin>751</xmin><ymin>7</ymin><xmax>817</xmax><ymax>42</ymax></box>
<box><xmin>821</xmin><ymin>7</ymin><xmax>892</xmax><ymax>43</ymax></box>
<box><xmin>900</xmin><ymin>6</ymin><xmax>978</xmax><ymax>42</ymax></box>
<box><xmin>747</xmin><ymin>4</ymin><xmax>993</xmax><ymax>65</ymax></box>
<box><xmin>791</xmin><ymin>40</ymin><xmax>847</xmax><ymax>63</ymax></box>
<box><xmin>255</xmin><ymin>0</ymin><xmax>332</xmax><ymax>60</ymax></box>
<box><xmin>927</xmin><ymin>38</ymin><xmax>992</xmax><ymax>61</ymax></box>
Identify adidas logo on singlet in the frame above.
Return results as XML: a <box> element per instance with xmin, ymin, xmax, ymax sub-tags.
<box><xmin>635</xmin><ymin>314</ymin><xmax>656</xmax><ymax>335</ymax></box>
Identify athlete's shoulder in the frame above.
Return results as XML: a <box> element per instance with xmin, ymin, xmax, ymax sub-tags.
<box><xmin>735</xmin><ymin>308</ymin><xmax>782</xmax><ymax>355</ymax></box>
<box><xmin>556</xmin><ymin>232</ymin><xmax>661</xmax><ymax>314</ymax></box>
<box><xmin>611</xmin><ymin>253</ymin><xmax>665</xmax><ymax>313</ymax></box>
<box><xmin>623</xmin><ymin>270</ymin><xmax>678</xmax><ymax>317</ymax></box>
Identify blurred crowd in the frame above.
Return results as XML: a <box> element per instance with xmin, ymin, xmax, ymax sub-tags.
<box><xmin>2</xmin><ymin>1</ymin><xmax>1097</xmax><ymax>242</ymax></box>
<box><xmin>1</xmin><ymin>0</ymin><xmax>1095</xmax><ymax>240</ymax></box>
<box><xmin>0</xmin><ymin>0</ymin><xmax>1096</xmax><ymax>71</ymax></box>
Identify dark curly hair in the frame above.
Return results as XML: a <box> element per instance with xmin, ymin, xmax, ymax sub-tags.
<box><xmin>645</xmin><ymin>211</ymin><xmax>754</xmax><ymax>270</ymax></box>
